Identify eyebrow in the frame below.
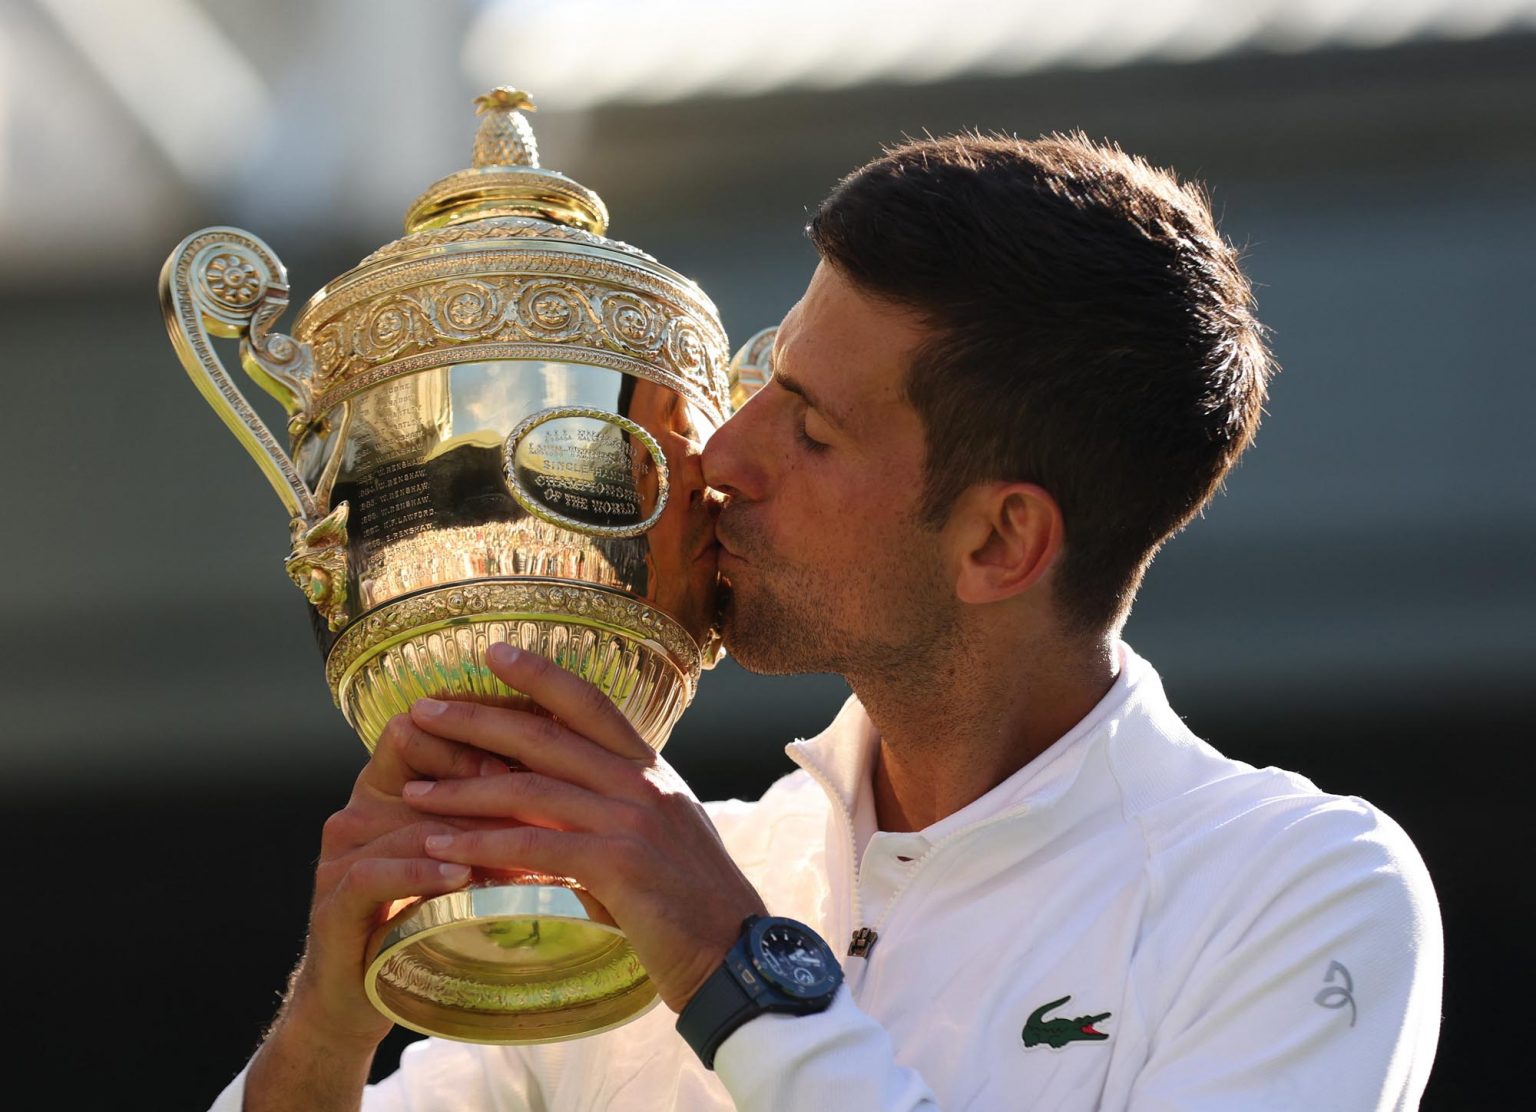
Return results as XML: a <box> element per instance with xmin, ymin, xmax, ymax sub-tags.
<box><xmin>773</xmin><ymin>371</ymin><xmax>850</xmax><ymax>431</ymax></box>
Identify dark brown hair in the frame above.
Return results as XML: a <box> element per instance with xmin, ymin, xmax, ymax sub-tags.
<box><xmin>808</xmin><ymin>132</ymin><xmax>1275</xmax><ymax>634</ymax></box>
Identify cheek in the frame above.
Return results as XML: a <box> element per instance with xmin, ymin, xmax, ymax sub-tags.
<box><xmin>806</xmin><ymin>475</ymin><xmax>918</xmax><ymax>554</ymax></box>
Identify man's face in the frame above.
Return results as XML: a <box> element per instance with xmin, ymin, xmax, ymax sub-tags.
<box><xmin>702</xmin><ymin>263</ymin><xmax>957</xmax><ymax>678</ymax></box>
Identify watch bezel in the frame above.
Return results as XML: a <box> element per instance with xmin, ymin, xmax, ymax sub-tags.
<box><xmin>745</xmin><ymin>915</ymin><xmax>842</xmax><ymax>1001</ymax></box>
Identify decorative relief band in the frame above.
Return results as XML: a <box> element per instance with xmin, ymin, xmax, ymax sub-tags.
<box><xmin>296</xmin><ymin>250</ymin><xmax>730</xmax><ymax>421</ymax></box>
<box><xmin>306</xmin><ymin>248</ymin><xmax>717</xmax><ymax>347</ymax></box>
<box><xmin>325</xmin><ymin>578</ymin><xmax>702</xmax><ymax>693</ymax></box>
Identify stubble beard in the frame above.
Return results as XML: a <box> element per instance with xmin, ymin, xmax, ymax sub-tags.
<box><xmin>719</xmin><ymin>523</ymin><xmax>957</xmax><ymax>683</ymax></box>
<box><xmin>719</xmin><ymin>569</ymin><xmax>835</xmax><ymax>676</ymax></box>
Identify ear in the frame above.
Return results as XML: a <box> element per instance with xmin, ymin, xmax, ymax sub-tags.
<box><xmin>947</xmin><ymin>482</ymin><xmax>1064</xmax><ymax>605</ymax></box>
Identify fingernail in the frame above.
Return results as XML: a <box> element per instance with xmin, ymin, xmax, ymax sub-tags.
<box><xmin>415</xmin><ymin>697</ymin><xmax>448</xmax><ymax>717</ymax></box>
<box><xmin>402</xmin><ymin>781</ymin><xmax>433</xmax><ymax>798</ymax></box>
<box><xmin>439</xmin><ymin>863</ymin><xmax>470</xmax><ymax>883</ymax></box>
<box><xmin>488</xmin><ymin>643</ymin><xmax>520</xmax><ymax>666</ymax></box>
<box><xmin>425</xmin><ymin>834</ymin><xmax>454</xmax><ymax>852</ymax></box>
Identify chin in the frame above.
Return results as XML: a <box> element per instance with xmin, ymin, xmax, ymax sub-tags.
<box><xmin>719</xmin><ymin>601</ymin><xmax>824</xmax><ymax>677</ymax></box>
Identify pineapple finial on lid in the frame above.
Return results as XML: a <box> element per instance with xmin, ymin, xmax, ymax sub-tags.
<box><xmin>472</xmin><ymin>87</ymin><xmax>539</xmax><ymax>169</ymax></box>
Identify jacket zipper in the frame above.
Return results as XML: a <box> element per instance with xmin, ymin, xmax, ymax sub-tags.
<box><xmin>853</xmin><ymin>803</ymin><xmax>1036</xmax><ymax>996</ymax></box>
<box><xmin>794</xmin><ymin>749</ymin><xmax>1034</xmax><ymax>984</ymax></box>
<box><xmin>792</xmin><ymin>754</ymin><xmax>866</xmax><ymax>964</ymax></box>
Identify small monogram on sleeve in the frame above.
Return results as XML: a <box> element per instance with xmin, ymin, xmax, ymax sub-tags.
<box><xmin>1313</xmin><ymin>960</ymin><xmax>1357</xmax><ymax>1027</ymax></box>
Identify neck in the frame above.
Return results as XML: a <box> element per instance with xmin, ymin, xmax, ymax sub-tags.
<box><xmin>849</xmin><ymin>633</ymin><xmax>1118</xmax><ymax>833</ymax></box>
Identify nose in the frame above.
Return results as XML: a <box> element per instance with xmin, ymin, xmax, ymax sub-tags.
<box><xmin>702</xmin><ymin>390</ymin><xmax>768</xmax><ymax>503</ymax></box>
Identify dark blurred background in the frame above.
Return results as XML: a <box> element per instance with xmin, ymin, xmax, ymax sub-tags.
<box><xmin>2</xmin><ymin>1</ymin><xmax>1532</xmax><ymax>1108</ymax></box>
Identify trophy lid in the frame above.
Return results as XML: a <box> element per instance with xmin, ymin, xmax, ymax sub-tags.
<box><xmin>290</xmin><ymin>87</ymin><xmax>732</xmax><ymax>427</ymax></box>
<box><xmin>403</xmin><ymin>88</ymin><xmax>609</xmax><ymax>235</ymax></box>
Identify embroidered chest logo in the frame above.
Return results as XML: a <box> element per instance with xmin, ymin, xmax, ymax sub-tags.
<box><xmin>1022</xmin><ymin>995</ymin><xmax>1112</xmax><ymax>1049</ymax></box>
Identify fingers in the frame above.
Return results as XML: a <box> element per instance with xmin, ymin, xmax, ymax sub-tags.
<box><xmin>313</xmin><ymin>821</ymin><xmax>479</xmax><ymax>964</ymax></box>
<box><xmin>486</xmin><ymin>642</ymin><xmax>654</xmax><ymax>761</ymax></box>
<box><xmin>326</xmin><ymin>855</ymin><xmax>474</xmax><ymax>926</ymax></box>
<box><xmin>321</xmin><ymin>779</ymin><xmax>525</xmax><ymax>857</ymax></box>
<box><xmin>401</xmin><ymin>771</ymin><xmax>617</xmax><ymax>833</ymax></box>
<box><xmin>420</xmin><ymin>825</ymin><xmax>609</xmax><ymax>889</ymax></box>
<box><xmin>359</xmin><ymin>712</ymin><xmax>507</xmax><ymax>795</ymax></box>
<box><xmin>408</xmin><ymin>697</ymin><xmax>641</xmax><ymax>797</ymax></box>
<box><xmin>321</xmin><ymin>810</ymin><xmax>450</xmax><ymax>866</ymax></box>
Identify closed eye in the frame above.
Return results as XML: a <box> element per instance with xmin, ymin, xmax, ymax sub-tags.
<box><xmin>774</xmin><ymin>371</ymin><xmax>844</xmax><ymax>448</ymax></box>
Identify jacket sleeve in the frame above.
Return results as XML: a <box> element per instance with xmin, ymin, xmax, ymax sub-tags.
<box><xmin>1123</xmin><ymin>799</ymin><xmax>1443</xmax><ymax>1111</ymax></box>
<box><xmin>714</xmin><ymin>987</ymin><xmax>941</xmax><ymax>1110</ymax></box>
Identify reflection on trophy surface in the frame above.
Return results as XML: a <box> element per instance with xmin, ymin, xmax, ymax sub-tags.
<box><xmin>160</xmin><ymin>87</ymin><xmax>764</xmax><ymax>1044</ymax></box>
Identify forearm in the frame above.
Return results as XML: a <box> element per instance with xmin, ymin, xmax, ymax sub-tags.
<box><xmin>239</xmin><ymin>993</ymin><xmax>383</xmax><ymax>1112</ymax></box>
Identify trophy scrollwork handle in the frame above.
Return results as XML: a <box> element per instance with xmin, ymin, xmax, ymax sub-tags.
<box><xmin>727</xmin><ymin>326</ymin><xmax>775</xmax><ymax>412</ymax></box>
<box><xmin>160</xmin><ymin>226</ymin><xmax>351</xmax><ymax>630</ymax></box>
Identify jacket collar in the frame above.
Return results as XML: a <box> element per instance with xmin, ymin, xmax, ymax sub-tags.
<box><xmin>785</xmin><ymin>642</ymin><xmax>1157</xmax><ymax>836</ymax></box>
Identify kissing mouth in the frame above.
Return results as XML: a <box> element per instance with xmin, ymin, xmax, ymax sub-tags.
<box><xmin>712</xmin><ymin>500</ymin><xmax>760</xmax><ymax>564</ymax></box>
<box><xmin>712</xmin><ymin>515</ymin><xmax>743</xmax><ymax>561</ymax></box>
<box><xmin>714</xmin><ymin>528</ymin><xmax>749</xmax><ymax>563</ymax></box>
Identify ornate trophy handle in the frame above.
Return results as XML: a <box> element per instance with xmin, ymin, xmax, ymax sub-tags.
<box><xmin>160</xmin><ymin>227</ymin><xmax>320</xmax><ymax>517</ymax></box>
<box><xmin>728</xmin><ymin>325</ymin><xmax>775</xmax><ymax>411</ymax></box>
<box><xmin>160</xmin><ymin>226</ymin><xmax>351</xmax><ymax>629</ymax></box>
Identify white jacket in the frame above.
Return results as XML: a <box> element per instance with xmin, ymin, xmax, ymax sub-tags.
<box><xmin>212</xmin><ymin>645</ymin><xmax>1441</xmax><ymax>1110</ymax></box>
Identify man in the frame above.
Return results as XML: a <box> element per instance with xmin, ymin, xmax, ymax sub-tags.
<box><xmin>214</xmin><ymin>133</ymin><xmax>1441</xmax><ymax>1110</ymax></box>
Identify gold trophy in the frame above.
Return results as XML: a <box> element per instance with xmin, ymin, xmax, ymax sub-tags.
<box><xmin>160</xmin><ymin>88</ymin><xmax>768</xmax><ymax>1044</ymax></box>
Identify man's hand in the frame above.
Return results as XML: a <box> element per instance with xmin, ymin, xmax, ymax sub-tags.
<box><xmin>401</xmin><ymin>641</ymin><xmax>768</xmax><ymax>1013</ymax></box>
<box><xmin>290</xmin><ymin>719</ymin><xmax>509</xmax><ymax>1042</ymax></box>
<box><xmin>245</xmin><ymin>717</ymin><xmax>509</xmax><ymax>1112</ymax></box>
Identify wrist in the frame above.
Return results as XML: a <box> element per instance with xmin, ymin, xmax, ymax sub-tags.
<box><xmin>670</xmin><ymin>928</ymin><xmax>752</xmax><ymax>1014</ymax></box>
<box><xmin>278</xmin><ymin>971</ymin><xmax>392</xmax><ymax>1054</ymax></box>
<box><xmin>245</xmin><ymin>1007</ymin><xmax>380</xmax><ymax>1112</ymax></box>
<box><xmin>676</xmin><ymin>915</ymin><xmax>842</xmax><ymax>1070</ymax></box>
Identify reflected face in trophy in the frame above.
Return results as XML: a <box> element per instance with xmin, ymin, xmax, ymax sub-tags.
<box><xmin>622</xmin><ymin>377</ymin><xmax>721</xmax><ymax>642</ymax></box>
<box><xmin>703</xmin><ymin>263</ymin><xmax>957</xmax><ymax>677</ymax></box>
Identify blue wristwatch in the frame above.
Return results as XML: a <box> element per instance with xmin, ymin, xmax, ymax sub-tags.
<box><xmin>676</xmin><ymin>914</ymin><xmax>843</xmax><ymax>1069</ymax></box>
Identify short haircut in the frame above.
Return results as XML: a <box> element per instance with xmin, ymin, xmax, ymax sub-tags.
<box><xmin>808</xmin><ymin>132</ymin><xmax>1275</xmax><ymax>634</ymax></box>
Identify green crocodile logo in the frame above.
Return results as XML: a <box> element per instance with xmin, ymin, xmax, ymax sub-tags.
<box><xmin>1022</xmin><ymin>995</ymin><xmax>1112</xmax><ymax>1049</ymax></box>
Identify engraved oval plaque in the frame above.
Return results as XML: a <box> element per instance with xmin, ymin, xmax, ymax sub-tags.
<box><xmin>503</xmin><ymin>406</ymin><xmax>669</xmax><ymax>537</ymax></box>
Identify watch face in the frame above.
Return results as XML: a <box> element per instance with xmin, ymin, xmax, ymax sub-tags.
<box><xmin>752</xmin><ymin>920</ymin><xmax>840</xmax><ymax>999</ymax></box>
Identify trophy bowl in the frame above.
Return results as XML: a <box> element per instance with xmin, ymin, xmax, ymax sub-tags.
<box><xmin>160</xmin><ymin>88</ymin><xmax>767</xmax><ymax>1043</ymax></box>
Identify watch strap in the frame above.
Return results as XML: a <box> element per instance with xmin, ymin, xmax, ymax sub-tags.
<box><xmin>676</xmin><ymin>947</ymin><xmax>761</xmax><ymax>1069</ymax></box>
<box><xmin>677</xmin><ymin>915</ymin><xmax>843</xmax><ymax>1070</ymax></box>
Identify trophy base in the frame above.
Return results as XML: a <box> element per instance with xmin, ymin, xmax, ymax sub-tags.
<box><xmin>365</xmin><ymin>880</ymin><xmax>659</xmax><ymax>1044</ymax></box>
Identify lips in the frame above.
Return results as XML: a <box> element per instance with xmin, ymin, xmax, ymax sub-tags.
<box><xmin>712</xmin><ymin>515</ymin><xmax>744</xmax><ymax>561</ymax></box>
<box><xmin>711</xmin><ymin>501</ymin><xmax>758</xmax><ymax>566</ymax></box>
<box><xmin>715</xmin><ymin>528</ymin><xmax>748</xmax><ymax>564</ymax></box>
